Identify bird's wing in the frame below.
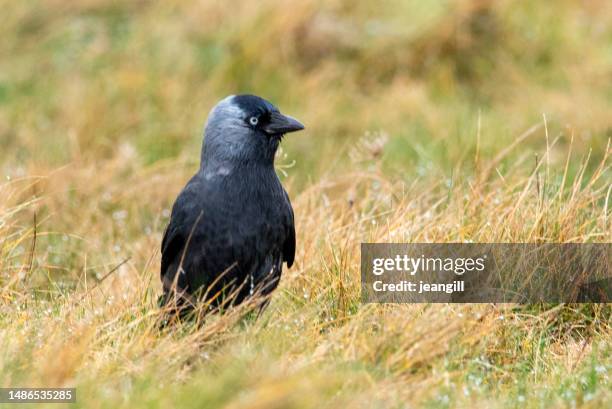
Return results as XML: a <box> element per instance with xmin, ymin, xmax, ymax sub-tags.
<box><xmin>160</xmin><ymin>220</ymin><xmax>184</xmax><ymax>281</ymax></box>
<box><xmin>160</xmin><ymin>178</ymin><xmax>203</xmax><ymax>288</ymax></box>
<box><xmin>282</xmin><ymin>189</ymin><xmax>296</xmax><ymax>268</ymax></box>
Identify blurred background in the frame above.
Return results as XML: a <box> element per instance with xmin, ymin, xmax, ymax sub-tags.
<box><xmin>1</xmin><ymin>0</ymin><xmax>611</xmax><ymax>184</ymax></box>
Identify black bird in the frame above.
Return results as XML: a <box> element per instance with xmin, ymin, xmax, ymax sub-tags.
<box><xmin>160</xmin><ymin>95</ymin><xmax>304</xmax><ymax>313</ymax></box>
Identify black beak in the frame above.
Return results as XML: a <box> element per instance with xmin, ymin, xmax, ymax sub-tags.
<box><xmin>263</xmin><ymin>111</ymin><xmax>305</xmax><ymax>135</ymax></box>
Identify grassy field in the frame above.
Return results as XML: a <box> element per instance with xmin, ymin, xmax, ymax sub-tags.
<box><xmin>0</xmin><ymin>1</ymin><xmax>611</xmax><ymax>408</ymax></box>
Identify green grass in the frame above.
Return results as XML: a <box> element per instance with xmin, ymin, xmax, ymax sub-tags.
<box><xmin>0</xmin><ymin>1</ymin><xmax>611</xmax><ymax>408</ymax></box>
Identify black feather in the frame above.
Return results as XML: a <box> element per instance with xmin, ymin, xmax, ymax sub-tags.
<box><xmin>160</xmin><ymin>95</ymin><xmax>301</xmax><ymax>314</ymax></box>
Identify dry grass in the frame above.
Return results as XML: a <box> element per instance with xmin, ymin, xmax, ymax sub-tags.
<box><xmin>0</xmin><ymin>1</ymin><xmax>611</xmax><ymax>408</ymax></box>
<box><xmin>1</xmin><ymin>128</ymin><xmax>610</xmax><ymax>408</ymax></box>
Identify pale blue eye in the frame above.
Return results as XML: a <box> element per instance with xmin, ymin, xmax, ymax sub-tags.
<box><xmin>249</xmin><ymin>117</ymin><xmax>259</xmax><ymax>126</ymax></box>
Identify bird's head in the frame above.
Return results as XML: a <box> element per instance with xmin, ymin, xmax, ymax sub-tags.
<box><xmin>201</xmin><ymin>94</ymin><xmax>304</xmax><ymax>167</ymax></box>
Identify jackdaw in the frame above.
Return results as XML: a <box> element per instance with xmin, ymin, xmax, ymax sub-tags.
<box><xmin>160</xmin><ymin>94</ymin><xmax>304</xmax><ymax>314</ymax></box>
